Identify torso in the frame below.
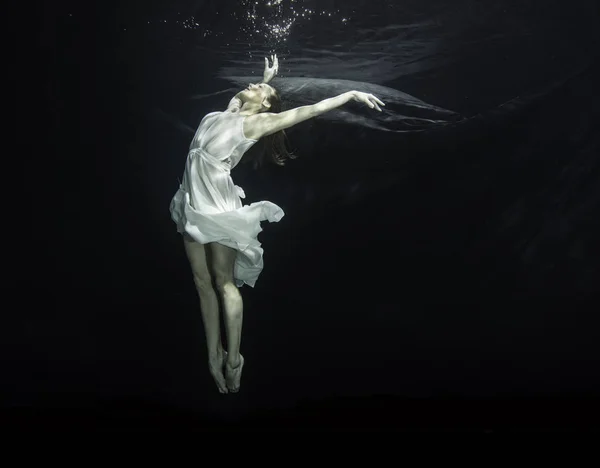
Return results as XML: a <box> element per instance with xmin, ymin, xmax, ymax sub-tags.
<box><xmin>241</xmin><ymin>113</ymin><xmax>263</xmax><ymax>141</ymax></box>
<box><xmin>190</xmin><ymin>112</ymin><xmax>258</xmax><ymax>169</ymax></box>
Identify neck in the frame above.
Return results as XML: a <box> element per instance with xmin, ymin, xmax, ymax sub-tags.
<box><xmin>239</xmin><ymin>102</ymin><xmax>263</xmax><ymax>116</ymax></box>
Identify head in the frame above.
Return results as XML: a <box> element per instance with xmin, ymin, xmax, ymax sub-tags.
<box><xmin>239</xmin><ymin>84</ymin><xmax>296</xmax><ymax>170</ymax></box>
<box><xmin>238</xmin><ymin>83</ymin><xmax>280</xmax><ymax>115</ymax></box>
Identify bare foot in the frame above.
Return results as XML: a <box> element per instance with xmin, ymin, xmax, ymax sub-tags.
<box><xmin>208</xmin><ymin>351</ymin><xmax>228</xmax><ymax>394</ymax></box>
<box><xmin>225</xmin><ymin>354</ymin><xmax>244</xmax><ymax>393</ymax></box>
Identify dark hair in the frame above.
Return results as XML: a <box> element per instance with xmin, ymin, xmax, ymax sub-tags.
<box><xmin>244</xmin><ymin>87</ymin><xmax>297</xmax><ymax>170</ymax></box>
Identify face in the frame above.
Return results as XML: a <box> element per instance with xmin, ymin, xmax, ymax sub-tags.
<box><xmin>239</xmin><ymin>83</ymin><xmax>275</xmax><ymax>110</ymax></box>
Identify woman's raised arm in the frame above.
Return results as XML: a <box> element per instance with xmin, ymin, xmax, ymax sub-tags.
<box><xmin>226</xmin><ymin>55</ymin><xmax>279</xmax><ymax>113</ymax></box>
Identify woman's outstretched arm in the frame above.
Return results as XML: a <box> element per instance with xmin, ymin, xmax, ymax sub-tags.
<box><xmin>246</xmin><ymin>91</ymin><xmax>385</xmax><ymax>139</ymax></box>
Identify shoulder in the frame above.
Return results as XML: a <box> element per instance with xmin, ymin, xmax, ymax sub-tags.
<box><xmin>242</xmin><ymin>112</ymin><xmax>279</xmax><ymax>141</ymax></box>
<box><xmin>226</xmin><ymin>97</ymin><xmax>242</xmax><ymax>113</ymax></box>
<box><xmin>201</xmin><ymin>111</ymin><xmax>222</xmax><ymax>124</ymax></box>
<box><xmin>242</xmin><ymin>113</ymin><xmax>271</xmax><ymax>141</ymax></box>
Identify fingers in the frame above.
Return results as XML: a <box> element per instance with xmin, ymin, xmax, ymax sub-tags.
<box><xmin>265</xmin><ymin>54</ymin><xmax>279</xmax><ymax>73</ymax></box>
<box><xmin>359</xmin><ymin>94</ymin><xmax>384</xmax><ymax>112</ymax></box>
<box><xmin>368</xmin><ymin>94</ymin><xmax>384</xmax><ymax>111</ymax></box>
<box><xmin>371</xmin><ymin>97</ymin><xmax>383</xmax><ymax>111</ymax></box>
<box><xmin>368</xmin><ymin>93</ymin><xmax>385</xmax><ymax>106</ymax></box>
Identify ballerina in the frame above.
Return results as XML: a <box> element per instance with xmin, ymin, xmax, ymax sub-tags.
<box><xmin>170</xmin><ymin>55</ymin><xmax>384</xmax><ymax>393</ymax></box>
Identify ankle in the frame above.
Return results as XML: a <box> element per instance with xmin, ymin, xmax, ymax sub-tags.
<box><xmin>208</xmin><ymin>347</ymin><xmax>226</xmax><ymax>362</ymax></box>
<box><xmin>226</xmin><ymin>354</ymin><xmax>241</xmax><ymax>369</ymax></box>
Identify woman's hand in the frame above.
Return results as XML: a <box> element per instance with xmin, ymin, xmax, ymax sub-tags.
<box><xmin>350</xmin><ymin>91</ymin><xmax>385</xmax><ymax>112</ymax></box>
<box><xmin>262</xmin><ymin>54</ymin><xmax>279</xmax><ymax>84</ymax></box>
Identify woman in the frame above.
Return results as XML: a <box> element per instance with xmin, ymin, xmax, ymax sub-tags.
<box><xmin>170</xmin><ymin>55</ymin><xmax>385</xmax><ymax>394</ymax></box>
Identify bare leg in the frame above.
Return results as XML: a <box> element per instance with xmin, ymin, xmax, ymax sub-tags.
<box><xmin>209</xmin><ymin>242</ymin><xmax>244</xmax><ymax>393</ymax></box>
<box><xmin>183</xmin><ymin>235</ymin><xmax>228</xmax><ymax>394</ymax></box>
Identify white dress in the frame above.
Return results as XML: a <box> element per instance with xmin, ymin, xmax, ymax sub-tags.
<box><xmin>169</xmin><ymin>111</ymin><xmax>284</xmax><ymax>288</ymax></box>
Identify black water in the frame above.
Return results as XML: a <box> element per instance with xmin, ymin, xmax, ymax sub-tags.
<box><xmin>10</xmin><ymin>0</ymin><xmax>600</xmax><ymax>429</ymax></box>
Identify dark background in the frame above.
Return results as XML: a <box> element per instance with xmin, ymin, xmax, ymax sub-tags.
<box><xmin>7</xmin><ymin>0</ymin><xmax>600</xmax><ymax>429</ymax></box>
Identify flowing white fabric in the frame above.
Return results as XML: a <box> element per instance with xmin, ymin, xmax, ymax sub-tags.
<box><xmin>170</xmin><ymin>111</ymin><xmax>284</xmax><ymax>287</ymax></box>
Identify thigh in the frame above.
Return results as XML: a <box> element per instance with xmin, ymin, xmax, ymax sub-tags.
<box><xmin>209</xmin><ymin>242</ymin><xmax>237</xmax><ymax>284</ymax></box>
<box><xmin>183</xmin><ymin>234</ymin><xmax>213</xmax><ymax>288</ymax></box>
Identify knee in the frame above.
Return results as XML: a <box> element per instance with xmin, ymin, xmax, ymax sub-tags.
<box><xmin>192</xmin><ymin>275</ymin><xmax>214</xmax><ymax>294</ymax></box>
<box><xmin>214</xmin><ymin>275</ymin><xmax>240</xmax><ymax>297</ymax></box>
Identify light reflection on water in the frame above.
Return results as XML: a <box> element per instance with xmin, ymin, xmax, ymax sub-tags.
<box><xmin>123</xmin><ymin>0</ymin><xmax>521</xmax><ymax>86</ymax></box>
<box><xmin>175</xmin><ymin>0</ymin><xmax>349</xmax><ymax>42</ymax></box>
<box><xmin>136</xmin><ymin>1</ymin><xmax>592</xmax><ymax>130</ymax></box>
<box><xmin>119</xmin><ymin>1</ymin><xmax>551</xmax><ymax>85</ymax></box>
